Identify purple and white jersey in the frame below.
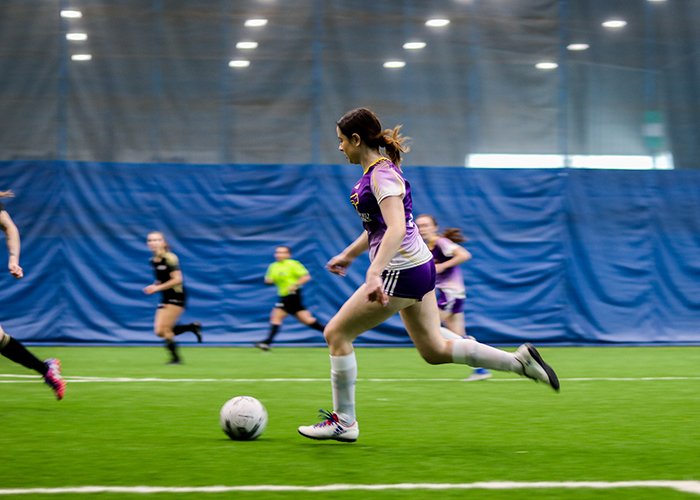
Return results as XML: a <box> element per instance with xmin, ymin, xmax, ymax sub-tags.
<box><xmin>350</xmin><ymin>158</ymin><xmax>433</xmax><ymax>271</ymax></box>
<box><xmin>429</xmin><ymin>237</ymin><xmax>466</xmax><ymax>297</ymax></box>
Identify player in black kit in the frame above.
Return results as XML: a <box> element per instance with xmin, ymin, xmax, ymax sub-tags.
<box><xmin>143</xmin><ymin>231</ymin><xmax>202</xmax><ymax>364</ymax></box>
<box><xmin>0</xmin><ymin>190</ymin><xmax>65</xmax><ymax>399</ymax></box>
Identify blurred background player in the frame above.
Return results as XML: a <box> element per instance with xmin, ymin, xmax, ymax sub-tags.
<box><xmin>416</xmin><ymin>214</ymin><xmax>492</xmax><ymax>382</ymax></box>
<box><xmin>0</xmin><ymin>190</ymin><xmax>65</xmax><ymax>400</ymax></box>
<box><xmin>143</xmin><ymin>231</ymin><xmax>201</xmax><ymax>364</ymax></box>
<box><xmin>255</xmin><ymin>246</ymin><xmax>325</xmax><ymax>351</ymax></box>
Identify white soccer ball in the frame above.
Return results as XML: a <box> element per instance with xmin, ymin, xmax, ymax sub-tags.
<box><xmin>220</xmin><ymin>396</ymin><xmax>268</xmax><ymax>441</ymax></box>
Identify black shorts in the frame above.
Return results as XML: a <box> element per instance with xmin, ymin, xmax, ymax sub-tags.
<box><xmin>275</xmin><ymin>290</ymin><xmax>306</xmax><ymax>315</ymax></box>
<box><xmin>158</xmin><ymin>290</ymin><xmax>186</xmax><ymax>308</ymax></box>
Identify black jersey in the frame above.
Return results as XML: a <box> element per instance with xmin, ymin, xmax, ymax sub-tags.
<box><xmin>150</xmin><ymin>252</ymin><xmax>186</xmax><ymax>307</ymax></box>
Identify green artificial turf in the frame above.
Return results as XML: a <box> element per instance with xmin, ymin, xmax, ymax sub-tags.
<box><xmin>1</xmin><ymin>346</ymin><xmax>699</xmax><ymax>499</ymax></box>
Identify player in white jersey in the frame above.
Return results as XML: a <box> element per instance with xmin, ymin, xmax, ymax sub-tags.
<box><xmin>298</xmin><ymin>108</ymin><xmax>559</xmax><ymax>443</ymax></box>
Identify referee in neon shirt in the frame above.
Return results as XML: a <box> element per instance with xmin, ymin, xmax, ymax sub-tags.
<box><xmin>254</xmin><ymin>246</ymin><xmax>325</xmax><ymax>350</ymax></box>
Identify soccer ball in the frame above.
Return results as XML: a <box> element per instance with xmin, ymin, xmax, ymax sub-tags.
<box><xmin>220</xmin><ymin>396</ymin><xmax>268</xmax><ymax>441</ymax></box>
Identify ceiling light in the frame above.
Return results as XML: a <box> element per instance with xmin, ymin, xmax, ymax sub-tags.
<box><xmin>536</xmin><ymin>62</ymin><xmax>558</xmax><ymax>69</ymax></box>
<box><xmin>425</xmin><ymin>19</ymin><xmax>450</xmax><ymax>27</ymax></box>
<box><xmin>60</xmin><ymin>10</ymin><xmax>82</xmax><ymax>18</ymax></box>
<box><xmin>384</xmin><ymin>61</ymin><xmax>406</xmax><ymax>68</ymax></box>
<box><xmin>236</xmin><ymin>42</ymin><xmax>258</xmax><ymax>49</ymax></box>
<box><xmin>66</xmin><ymin>33</ymin><xmax>88</xmax><ymax>41</ymax></box>
<box><xmin>244</xmin><ymin>19</ymin><xmax>268</xmax><ymax>27</ymax></box>
<box><xmin>71</xmin><ymin>54</ymin><xmax>92</xmax><ymax>61</ymax></box>
<box><xmin>403</xmin><ymin>42</ymin><xmax>426</xmax><ymax>50</ymax></box>
<box><xmin>567</xmin><ymin>43</ymin><xmax>589</xmax><ymax>51</ymax></box>
<box><xmin>229</xmin><ymin>60</ymin><xmax>250</xmax><ymax>67</ymax></box>
<box><xmin>602</xmin><ymin>19</ymin><xmax>627</xmax><ymax>28</ymax></box>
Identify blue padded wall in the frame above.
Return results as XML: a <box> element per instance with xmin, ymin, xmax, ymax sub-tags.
<box><xmin>0</xmin><ymin>162</ymin><xmax>698</xmax><ymax>345</ymax></box>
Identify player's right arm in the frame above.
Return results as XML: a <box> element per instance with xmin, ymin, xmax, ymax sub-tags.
<box><xmin>0</xmin><ymin>210</ymin><xmax>23</xmax><ymax>279</ymax></box>
<box><xmin>326</xmin><ymin>231</ymin><xmax>369</xmax><ymax>277</ymax></box>
<box><xmin>264</xmin><ymin>263</ymin><xmax>275</xmax><ymax>285</ymax></box>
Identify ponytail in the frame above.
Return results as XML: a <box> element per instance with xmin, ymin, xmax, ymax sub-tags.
<box><xmin>337</xmin><ymin>108</ymin><xmax>411</xmax><ymax>168</ymax></box>
<box><xmin>441</xmin><ymin>228</ymin><xmax>467</xmax><ymax>244</ymax></box>
<box><xmin>379</xmin><ymin>125</ymin><xmax>410</xmax><ymax>169</ymax></box>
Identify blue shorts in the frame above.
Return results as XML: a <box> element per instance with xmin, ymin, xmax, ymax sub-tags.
<box><xmin>436</xmin><ymin>288</ymin><xmax>465</xmax><ymax>314</ymax></box>
<box><xmin>381</xmin><ymin>260</ymin><xmax>436</xmax><ymax>301</ymax></box>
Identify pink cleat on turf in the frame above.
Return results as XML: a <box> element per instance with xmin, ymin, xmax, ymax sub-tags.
<box><xmin>44</xmin><ymin>358</ymin><xmax>66</xmax><ymax>400</ymax></box>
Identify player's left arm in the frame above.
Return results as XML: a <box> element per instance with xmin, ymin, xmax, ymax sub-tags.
<box><xmin>287</xmin><ymin>261</ymin><xmax>310</xmax><ymax>293</ymax></box>
<box><xmin>153</xmin><ymin>269</ymin><xmax>183</xmax><ymax>292</ymax></box>
<box><xmin>289</xmin><ymin>272</ymin><xmax>311</xmax><ymax>293</ymax></box>
<box><xmin>146</xmin><ymin>254</ymin><xmax>183</xmax><ymax>294</ymax></box>
<box><xmin>365</xmin><ymin>195</ymin><xmax>406</xmax><ymax>305</ymax></box>
<box><xmin>435</xmin><ymin>244</ymin><xmax>472</xmax><ymax>274</ymax></box>
<box><xmin>0</xmin><ymin>210</ymin><xmax>23</xmax><ymax>279</ymax></box>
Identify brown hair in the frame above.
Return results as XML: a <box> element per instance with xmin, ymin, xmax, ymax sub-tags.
<box><xmin>337</xmin><ymin>108</ymin><xmax>410</xmax><ymax>168</ymax></box>
<box><xmin>0</xmin><ymin>190</ymin><xmax>15</xmax><ymax>198</ymax></box>
<box><xmin>417</xmin><ymin>214</ymin><xmax>467</xmax><ymax>243</ymax></box>
<box><xmin>441</xmin><ymin>228</ymin><xmax>467</xmax><ymax>244</ymax></box>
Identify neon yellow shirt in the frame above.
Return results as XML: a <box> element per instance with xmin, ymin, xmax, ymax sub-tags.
<box><xmin>265</xmin><ymin>259</ymin><xmax>309</xmax><ymax>297</ymax></box>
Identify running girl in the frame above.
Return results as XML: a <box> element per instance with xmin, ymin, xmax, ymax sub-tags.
<box><xmin>144</xmin><ymin>231</ymin><xmax>201</xmax><ymax>364</ymax></box>
<box><xmin>298</xmin><ymin>108</ymin><xmax>559</xmax><ymax>442</ymax></box>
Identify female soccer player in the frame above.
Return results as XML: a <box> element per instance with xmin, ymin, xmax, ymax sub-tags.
<box><xmin>0</xmin><ymin>191</ymin><xmax>65</xmax><ymax>400</ymax></box>
<box><xmin>254</xmin><ymin>246</ymin><xmax>325</xmax><ymax>351</ymax></box>
<box><xmin>298</xmin><ymin>108</ymin><xmax>559</xmax><ymax>442</ymax></box>
<box><xmin>416</xmin><ymin>214</ymin><xmax>491</xmax><ymax>381</ymax></box>
<box><xmin>143</xmin><ymin>231</ymin><xmax>201</xmax><ymax>364</ymax></box>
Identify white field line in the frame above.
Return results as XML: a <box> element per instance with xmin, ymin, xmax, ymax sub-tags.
<box><xmin>0</xmin><ymin>481</ymin><xmax>699</xmax><ymax>495</ymax></box>
<box><xmin>1</xmin><ymin>374</ymin><xmax>700</xmax><ymax>383</ymax></box>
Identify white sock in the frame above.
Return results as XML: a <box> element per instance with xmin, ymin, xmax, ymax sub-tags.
<box><xmin>439</xmin><ymin>326</ymin><xmax>463</xmax><ymax>340</ymax></box>
<box><xmin>451</xmin><ymin>338</ymin><xmax>522</xmax><ymax>373</ymax></box>
<box><xmin>330</xmin><ymin>352</ymin><xmax>357</xmax><ymax>426</ymax></box>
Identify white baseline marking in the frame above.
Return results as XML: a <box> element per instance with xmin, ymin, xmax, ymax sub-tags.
<box><xmin>1</xmin><ymin>374</ymin><xmax>700</xmax><ymax>383</ymax></box>
<box><xmin>0</xmin><ymin>481</ymin><xmax>699</xmax><ymax>495</ymax></box>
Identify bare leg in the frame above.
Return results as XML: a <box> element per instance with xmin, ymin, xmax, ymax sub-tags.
<box><xmin>442</xmin><ymin>311</ymin><xmax>466</xmax><ymax>338</ymax></box>
<box><xmin>324</xmin><ymin>284</ymin><xmax>410</xmax><ymax>356</ymax></box>
<box><xmin>154</xmin><ymin>305</ymin><xmax>184</xmax><ymax>363</ymax></box>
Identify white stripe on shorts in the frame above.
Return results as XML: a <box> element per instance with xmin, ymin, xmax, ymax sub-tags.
<box><xmin>383</xmin><ymin>269</ymin><xmax>399</xmax><ymax>296</ymax></box>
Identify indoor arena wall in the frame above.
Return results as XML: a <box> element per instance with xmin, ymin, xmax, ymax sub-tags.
<box><xmin>0</xmin><ymin>161</ymin><xmax>698</xmax><ymax>345</ymax></box>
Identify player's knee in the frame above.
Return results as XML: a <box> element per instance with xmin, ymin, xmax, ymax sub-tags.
<box><xmin>417</xmin><ymin>345</ymin><xmax>449</xmax><ymax>365</ymax></box>
<box><xmin>421</xmin><ymin>353</ymin><xmax>443</xmax><ymax>365</ymax></box>
<box><xmin>323</xmin><ymin>328</ymin><xmax>334</xmax><ymax>344</ymax></box>
<box><xmin>323</xmin><ymin>326</ymin><xmax>341</xmax><ymax>347</ymax></box>
<box><xmin>154</xmin><ymin>326</ymin><xmax>169</xmax><ymax>337</ymax></box>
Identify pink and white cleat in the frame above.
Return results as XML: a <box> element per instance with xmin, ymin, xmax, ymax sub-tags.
<box><xmin>298</xmin><ymin>410</ymin><xmax>359</xmax><ymax>442</ymax></box>
<box><xmin>44</xmin><ymin>358</ymin><xmax>66</xmax><ymax>400</ymax></box>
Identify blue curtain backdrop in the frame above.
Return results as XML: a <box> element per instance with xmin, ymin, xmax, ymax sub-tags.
<box><xmin>0</xmin><ymin>161</ymin><xmax>699</xmax><ymax>345</ymax></box>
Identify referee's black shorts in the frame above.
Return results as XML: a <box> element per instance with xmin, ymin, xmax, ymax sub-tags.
<box><xmin>275</xmin><ymin>290</ymin><xmax>306</xmax><ymax>315</ymax></box>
